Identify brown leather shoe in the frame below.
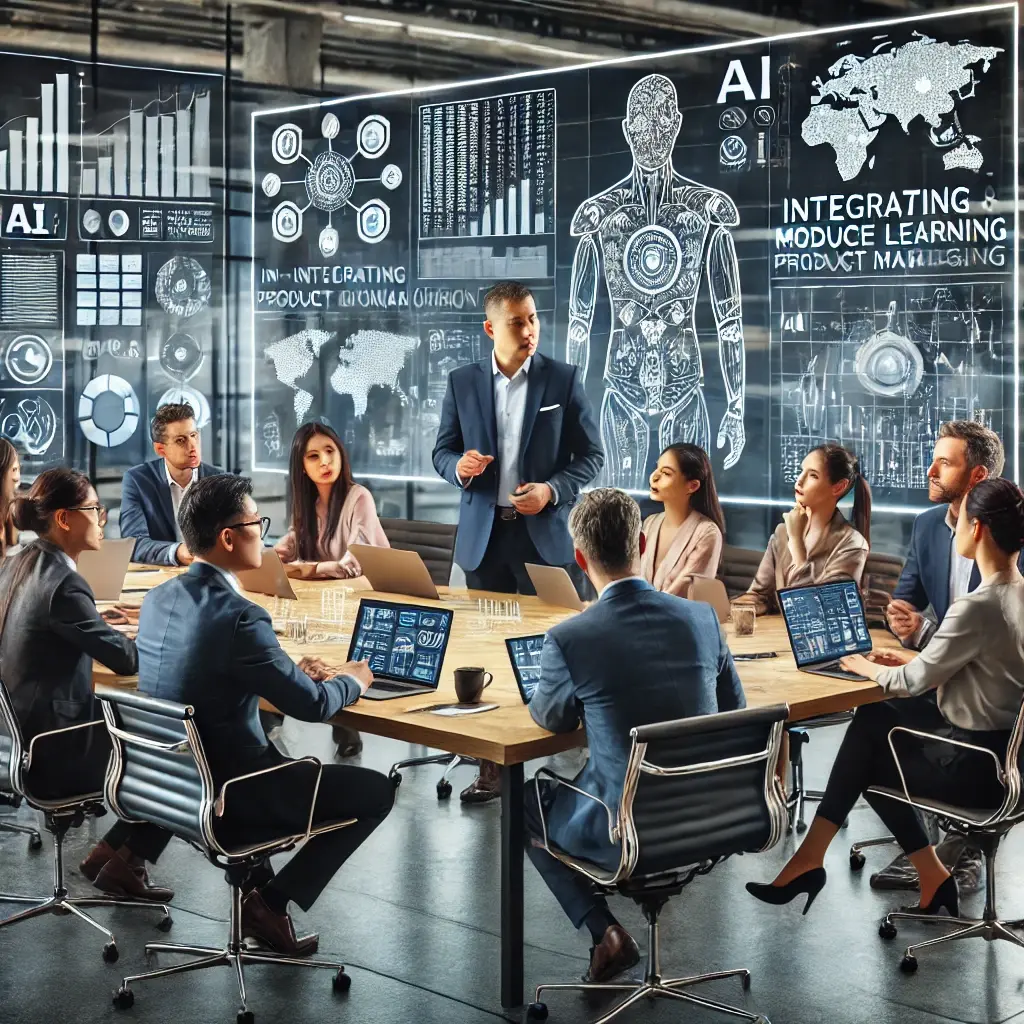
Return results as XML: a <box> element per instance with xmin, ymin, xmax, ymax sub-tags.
<box><xmin>460</xmin><ymin>759</ymin><xmax>502</xmax><ymax>804</ymax></box>
<box><xmin>241</xmin><ymin>890</ymin><xmax>319</xmax><ymax>957</ymax></box>
<box><xmin>80</xmin><ymin>840</ymin><xmax>117</xmax><ymax>883</ymax></box>
<box><xmin>93</xmin><ymin>853</ymin><xmax>174</xmax><ymax>903</ymax></box>
<box><xmin>584</xmin><ymin>925</ymin><xmax>640</xmax><ymax>983</ymax></box>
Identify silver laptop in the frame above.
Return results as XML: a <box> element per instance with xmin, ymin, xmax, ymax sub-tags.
<box><xmin>238</xmin><ymin>548</ymin><xmax>298</xmax><ymax>600</ymax></box>
<box><xmin>349</xmin><ymin>544</ymin><xmax>439</xmax><ymax>601</ymax></box>
<box><xmin>525</xmin><ymin>563</ymin><xmax>583</xmax><ymax>611</ymax></box>
<box><xmin>78</xmin><ymin>538</ymin><xmax>136</xmax><ymax>602</ymax></box>
<box><xmin>347</xmin><ymin>598</ymin><xmax>454</xmax><ymax>700</ymax></box>
<box><xmin>778</xmin><ymin>580</ymin><xmax>871</xmax><ymax>681</ymax></box>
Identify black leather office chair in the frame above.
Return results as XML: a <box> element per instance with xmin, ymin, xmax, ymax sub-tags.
<box><xmin>98</xmin><ymin>688</ymin><xmax>356</xmax><ymax>1024</ymax></box>
<box><xmin>0</xmin><ymin>679</ymin><xmax>169</xmax><ymax>961</ymax></box>
<box><xmin>875</xmin><ymin>698</ymin><xmax>1024</xmax><ymax>973</ymax></box>
<box><xmin>717</xmin><ymin>545</ymin><xmax>763</xmax><ymax>600</ymax></box>
<box><xmin>379</xmin><ymin>518</ymin><xmax>457</xmax><ymax>587</ymax></box>
<box><xmin>526</xmin><ymin>704</ymin><xmax>789</xmax><ymax>1024</ymax></box>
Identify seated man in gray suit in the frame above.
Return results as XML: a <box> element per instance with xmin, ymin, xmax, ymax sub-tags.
<box><xmin>524</xmin><ymin>488</ymin><xmax>745</xmax><ymax>983</ymax></box>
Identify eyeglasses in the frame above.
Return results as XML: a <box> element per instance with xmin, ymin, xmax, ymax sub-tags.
<box><xmin>69</xmin><ymin>504</ymin><xmax>107</xmax><ymax>525</ymax></box>
<box><xmin>229</xmin><ymin>516</ymin><xmax>271</xmax><ymax>540</ymax></box>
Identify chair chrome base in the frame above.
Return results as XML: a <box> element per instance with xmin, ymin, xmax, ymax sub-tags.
<box><xmin>114</xmin><ymin>884</ymin><xmax>349</xmax><ymax>1021</ymax></box>
<box><xmin>0</xmin><ymin>818</ymin><xmax>42</xmax><ymax>849</ymax></box>
<box><xmin>530</xmin><ymin>910</ymin><xmax>768</xmax><ymax>1024</ymax></box>
<box><xmin>389</xmin><ymin>752</ymin><xmax>479</xmax><ymax>800</ymax></box>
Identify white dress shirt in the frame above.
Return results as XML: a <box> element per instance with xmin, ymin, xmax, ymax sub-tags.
<box><xmin>164</xmin><ymin>463</ymin><xmax>198</xmax><ymax>563</ymax></box>
<box><xmin>494</xmin><ymin>352</ymin><xmax>532</xmax><ymax>508</ymax></box>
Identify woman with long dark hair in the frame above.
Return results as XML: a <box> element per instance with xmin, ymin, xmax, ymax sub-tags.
<box><xmin>0</xmin><ymin>438</ymin><xmax>20</xmax><ymax>557</ymax></box>
<box><xmin>275</xmin><ymin>422</ymin><xmax>389</xmax><ymax>579</ymax></box>
<box><xmin>0</xmin><ymin>468</ymin><xmax>173</xmax><ymax>901</ymax></box>
<box><xmin>640</xmin><ymin>442</ymin><xmax>725</xmax><ymax>596</ymax></box>
<box><xmin>737</xmin><ymin>443</ymin><xmax>872</xmax><ymax>614</ymax></box>
<box><xmin>748</xmin><ymin>477</ymin><xmax>1024</xmax><ymax>919</ymax></box>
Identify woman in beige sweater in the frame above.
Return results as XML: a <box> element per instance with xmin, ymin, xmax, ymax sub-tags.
<box><xmin>737</xmin><ymin>444</ymin><xmax>871</xmax><ymax>614</ymax></box>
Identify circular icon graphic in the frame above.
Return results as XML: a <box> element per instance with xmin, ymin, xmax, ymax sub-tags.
<box><xmin>157</xmin><ymin>385</ymin><xmax>210</xmax><ymax>430</ymax></box>
<box><xmin>78</xmin><ymin>374</ymin><xmax>140</xmax><ymax>448</ymax></box>
<box><xmin>319</xmin><ymin>225</ymin><xmax>339</xmax><ymax>259</ymax></box>
<box><xmin>719</xmin><ymin>107</ymin><xmax>747</xmax><ymax>131</ymax></box>
<box><xmin>357</xmin><ymin>199</ymin><xmax>390</xmax><ymax>243</ymax></box>
<box><xmin>719</xmin><ymin>135</ymin><xmax>748</xmax><ymax>169</ymax></box>
<box><xmin>271</xmin><ymin>123</ymin><xmax>303</xmax><ymax>164</ymax></box>
<box><xmin>321</xmin><ymin>112</ymin><xmax>341</xmax><ymax>140</ymax></box>
<box><xmin>108</xmin><ymin>209</ymin><xmax>130</xmax><ymax>237</ymax></box>
<box><xmin>855</xmin><ymin>302</ymin><xmax>924</xmax><ymax>398</ymax></box>
<box><xmin>623</xmin><ymin>226</ymin><xmax>683</xmax><ymax>295</ymax></box>
<box><xmin>752</xmin><ymin>105</ymin><xmax>776</xmax><ymax>127</ymax></box>
<box><xmin>82</xmin><ymin>208</ymin><xmax>102</xmax><ymax>234</ymax></box>
<box><xmin>357</xmin><ymin>114</ymin><xmax>390</xmax><ymax>158</ymax></box>
<box><xmin>272</xmin><ymin>200</ymin><xmax>303</xmax><ymax>244</ymax></box>
<box><xmin>160</xmin><ymin>332</ymin><xmax>204</xmax><ymax>382</ymax></box>
<box><xmin>1</xmin><ymin>396</ymin><xmax>57</xmax><ymax>456</ymax></box>
<box><xmin>381</xmin><ymin>164</ymin><xmax>403</xmax><ymax>191</ymax></box>
<box><xmin>261</xmin><ymin>172</ymin><xmax>282</xmax><ymax>197</ymax></box>
<box><xmin>155</xmin><ymin>256</ymin><xmax>212</xmax><ymax>319</ymax></box>
<box><xmin>304</xmin><ymin>150</ymin><xmax>356</xmax><ymax>213</ymax></box>
<box><xmin>106</xmin><ymin>338</ymin><xmax>142</xmax><ymax>360</ymax></box>
<box><xmin>5</xmin><ymin>334</ymin><xmax>52</xmax><ymax>385</ymax></box>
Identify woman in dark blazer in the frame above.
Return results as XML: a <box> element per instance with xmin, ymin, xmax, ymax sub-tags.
<box><xmin>0</xmin><ymin>468</ymin><xmax>172</xmax><ymax>902</ymax></box>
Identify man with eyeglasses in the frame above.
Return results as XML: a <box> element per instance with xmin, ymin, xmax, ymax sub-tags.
<box><xmin>118</xmin><ymin>402</ymin><xmax>223</xmax><ymax>566</ymax></box>
<box><xmin>135</xmin><ymin>474</ymin><xmax>394</xmax><ymax>957</ymax></box>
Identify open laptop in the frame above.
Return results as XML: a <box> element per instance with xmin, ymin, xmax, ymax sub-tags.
<box><xmin>77</xmin><ymin>538</ymin><xmax>136</xmax><ymax>602</ymax></box>
<box><xmin>238</xmin><ymin>548</ymin><xmax>297</xmax><ymax>600</ymax></box>
<box><xmin>505</xmin><ymin>634</ymin><xmax>546</xmax><ymax>704</ymax></box>
<box><xmin>778</xmin><ymin>580</ymin><xmax>871</xmax><ymax>681</ymax></box>
<box><xmin>525</xmin><ymin>563</ymin><xmax>583</xmax><ymax>611</ymax></box>
<box><xmin>349</xmin><ymin>544</ymin><xmax>439</xmax><ymax>601</ymax></box>
<box><xmin>347</xmin><ymin>598</ymin><xmax>454</xmax><ymax>700</ymax></box>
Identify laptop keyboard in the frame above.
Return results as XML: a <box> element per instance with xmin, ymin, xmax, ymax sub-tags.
<box><xmin>368</xmin><ymin>680</ymin><xmax>408</xmax><ymax>692</ymax></box>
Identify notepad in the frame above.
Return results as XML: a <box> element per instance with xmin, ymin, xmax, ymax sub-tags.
<box><xmin>428</xmin><ymin>703</ymin><xmax>499</xmax><ymax>717</ymax></box>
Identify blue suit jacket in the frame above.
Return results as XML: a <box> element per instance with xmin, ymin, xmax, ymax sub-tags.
<box><xmin>529</xmin><ymin>577</ymin><xmax>746</xmax><ymax>869</ymax></box>
<box><xmin>136</xmin><ymin>562</ymin><xmax>360</xmax><ymax>781</ymax></box>
<box><xmin>893</xmin><ymin>503</ymin><xmax>1024</xmax><ymax>625</ymax></box>
<box><xmin>119</xmin><ymin>459</ymin><xmax>223</xmax><ymax>565</ymax></box>
<box><xmin>432</xmin><ymin>351</ymin><xmax>603</xmax><ymax>571</ymax></box>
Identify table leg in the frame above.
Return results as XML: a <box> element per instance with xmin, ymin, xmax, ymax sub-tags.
<box><xmin>500</xmin><ymin>762</ymin><xmax>524</xmax><ymax>1008</ymax></box>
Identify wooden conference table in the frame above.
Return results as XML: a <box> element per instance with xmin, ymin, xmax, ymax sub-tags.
<box><xmin>97</xmin><ymin>567</ymin><xmax>897</xmax><ymax>1008</ymax></box>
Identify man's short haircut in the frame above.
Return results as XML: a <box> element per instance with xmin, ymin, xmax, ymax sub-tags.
<box><xmin>568</xmin><ymin>488</ymin><xmax>641</xmax><ymax>575</ymax></box>
<box><xmin>938</xmin><ymin>420</ymin><xmax>1005</xmax><ymax>477</ymax></box>
<box><xmin>178</xmin><ymin>475</ymin><xmax>252</xmax><ymax>555</ymax></box>
<box><xmin>151</xmin><ymin>403</ymin><xmax>196</xmax><ymax>444</ymax></box>
<box><xmin>483</xmin><ymin>281</ymin><xmax>534</xmax><ymax>318</ymax></box>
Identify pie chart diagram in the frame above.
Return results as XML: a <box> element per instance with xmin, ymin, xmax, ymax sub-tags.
<box><xmin>78</xmin><ymin>374</ymin><xmax>140</xmax><ymax>447</ymax></box>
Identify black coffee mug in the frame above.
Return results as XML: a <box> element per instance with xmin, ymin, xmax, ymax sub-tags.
<box><xmin>454</xmin><ymin>666</ymin><xmax>493</xmax><ymax>704</ymax></box>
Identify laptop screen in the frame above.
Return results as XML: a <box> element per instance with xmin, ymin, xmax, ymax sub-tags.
<box><xmin>505</xmin><ymin>634</ymin><xmax>546</xmax><ymax>704</ymax></box>
<box><xmin>778</xmin><ymin>581</ymin><xmax>871</xmax><ymax>668</ymax></box>
<box><xmin>347</xmin><ymin>599</ymin><xmax>453</xmax><ymax>687</ymax></box>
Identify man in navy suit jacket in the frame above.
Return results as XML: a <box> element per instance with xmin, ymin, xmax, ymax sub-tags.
<box><xmin>119</xmin><ymin>402</ymin><xmax>223</xmax><ymax>565</ymax></box>
<box><xmin>433</xmin><ymin>281</ymin><xmax>604</xmax><ymax>802</ymax></box>
<box><xmin>525</xmin><ymin>488</ymin><xmax>745</xmax><ymax>983</ymax></box>
<box><xmin>136</xmin><ymin>474</ymin><xmax>393</xmax><ymax>957</ymax></box>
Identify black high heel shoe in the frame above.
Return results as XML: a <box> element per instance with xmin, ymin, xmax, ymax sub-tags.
<box><xmin>900</xmin><ymin>874</ymin><xmax>959</xmax><ymax>917</ymax></box>
<box><xmin>745</xmin><ymin>867</ymin><xmax>827</xmax><ymax>916</ymax></box>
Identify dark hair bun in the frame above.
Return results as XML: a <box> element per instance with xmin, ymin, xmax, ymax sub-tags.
<box><xmin>965</xmin><ymin>478</ymin><xmax>1024</xmax><ymax>556</ymax></box>
<box><xmin>10</xmin><ymin>495</ymin><xmax>43</xmax><ymax>533</ymax></box>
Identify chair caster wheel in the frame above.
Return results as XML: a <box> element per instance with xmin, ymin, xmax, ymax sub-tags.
<box><xmin>390</xmin><ymin>773</ymin><xmax>402</xmax><ymax>790</ymax></box>
<box><xmin>436</xmin><ymin>781</ymin><xmax>452</xmax><ymax>800</ymax></box>
<box><xmin>841</xmin><ymin>818</ymin><xmax>849</xmax><ymax>830</ymax></box>
<box><xmin>28</xmin><ymin>834</ymin><xmax>42</xmax><ymax>851</ymax></box>
<box><xmin>795</xmin><ymin>821</ymin><xmax>807</xmax><ymax>834</ymax></box>
<box><xmin>333</xmin><ymin>968</ymin><xmax>351</xmax><ymax>993</ymax></box>
<box><xmin>879</xmin><ymin>920</ymin><xmax>897</xmax><ymax>940</ymax></box>
<box><xmin>113</xmin><ymin>986</ymin><xmax>134</xmax><ymax>1009</ymax></box>
<box><xmin>900</xmin><ymin>954</ymin><xmax>918</xmax><ymax>974</ymax></box>
<box><xmin>156</xmin><ymin>915</ymin><xmax>173</xmax><ymax>932</ymax></box>
<box><xmin>237</xmin><ymin>1010</ymin><xmax>254</xmax><ymax>1024</ymax></box>
<box><xmin>103</xmin><ymin>942</ymin><xmax>119</xmax><ymax>963</ymax></box>
<box><xmin>526</xmin><ymin>1003</ymin><xmax>548</xmax><ymax>1021</ymax></box>
<box><xmin>741</xmin><ymin>973</ymin><xmax>751</xmax><ymax>990</ymax></box>
<box><xmin>850</xmin><ymin>852</ymin><xmax>866</xmax><ymax>871</ymax></box>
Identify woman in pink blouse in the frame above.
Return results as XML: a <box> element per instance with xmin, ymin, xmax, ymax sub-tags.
<box><xmin>275</xmin><ymin>423</ymin><xmax>390</xmax><ymax>579</ymax></box>
<box><xmin>641</xmin><ymin>443</ymin><xmax>725</xmax><ymax>596</ymax></box>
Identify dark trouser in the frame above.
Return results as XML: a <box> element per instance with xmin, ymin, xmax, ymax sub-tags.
<box><xmin>524</xmin><ymin>778</ymin><xmax>610</xmax><ymax>930</ymax></box>
<box><xmin>817</xmin><ymin>696</ymin><xmax>1009</xmax><ymax>855</ymax></box>
<box><xmin>465</xmin><ymin>511</ymin><xmax>591</xmax><ymax>600</ymax></box>
<box><xmin>219</xmin><ymin>752</ymin><xmax>394</xmax><ymax>913</ymax></box>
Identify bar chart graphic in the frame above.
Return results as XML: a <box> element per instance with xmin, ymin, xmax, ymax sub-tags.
<box><xmin>80</xmin><ymin>85</ymin><xmax>212</xmax><ymax>201</ymax></box>
<box><xmin>0</xmin><ymin>72</ymin><xmax>71</xmax><ymax>194</ymax></box>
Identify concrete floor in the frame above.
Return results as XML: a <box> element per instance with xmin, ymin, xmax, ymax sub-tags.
<box><xmin>1</xmin><ymin>719</ymin><xmax>1023</xmax><ymax>1024</ymax></box>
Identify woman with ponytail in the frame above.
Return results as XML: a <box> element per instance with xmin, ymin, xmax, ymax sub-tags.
<box><xmin>737</xmin><ymin>443</ymin><xmax>871</xmax><ymax>614</ymax></box>
<box><xmin>0</xmin><ymin>438</ymin><xmax>21</xmax><ymax>557</ymax></box>
<box><xmin>748</xmin><ymin>477</ymin><xmax>1024</xmax><ymax>924</ymax></box>
<box><xmin>0</xmin><ymin>468</ymin><xmax>174</xmax><ymax>901</ymax></box>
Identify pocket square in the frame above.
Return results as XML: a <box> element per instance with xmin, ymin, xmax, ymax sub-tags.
<box><xmin>539</xmin><ymin>404</ymin><xmax>560</xmax><ymax>413</ymax></box>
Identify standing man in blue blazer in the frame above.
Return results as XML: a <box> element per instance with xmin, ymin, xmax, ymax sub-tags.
<box><xmin>525</xmin><ymin>488</ymin><xmax>745</xmax><ymax>983</ymax></box>
<box><xmin>877</xmin><ymin>420</ymin><xmax>1020</xmax><ymax>892</ymax></box>
<box><xmin>118</xmin><ymin>403</ymin><xmax>223</xmax><ymax>565</ymax></box>
<box><xmin>433</xmin><ymin>281</ymin><xmax>604</xmax><ymax>802</ymax></box>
